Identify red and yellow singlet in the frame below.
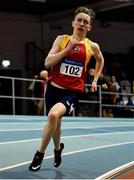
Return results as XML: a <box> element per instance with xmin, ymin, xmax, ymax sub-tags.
<box><xmin>48</xmin><ymin>34</ymin><xmax>94</xmax><ymax>92</ymax></box>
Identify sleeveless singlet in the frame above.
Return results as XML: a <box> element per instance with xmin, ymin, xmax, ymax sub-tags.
<box><xmin>48</xmin><ymin>34</ymin><xmax>94</xmax><ymax>92</ymax></box>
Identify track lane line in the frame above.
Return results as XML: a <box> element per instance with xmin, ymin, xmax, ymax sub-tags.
<box><xmin>0</xmin><ymin>141</ymin><xmax>134</xmax><ymax>172</ymax></box>
<box><xmin>1</xmin><ymin>131</ymin><xmax>134</xmax><ymax>145</ymax></box>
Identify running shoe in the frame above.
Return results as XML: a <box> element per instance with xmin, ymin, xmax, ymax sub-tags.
<box><xmin>53</xmin><ymin>143</ymin><xmax>64</xmax><ymax>168</ymax></box>
<box><xmin>29</xmin><ymin>151</ymin><xmax>44</xmax><ymax>171</ymax></box>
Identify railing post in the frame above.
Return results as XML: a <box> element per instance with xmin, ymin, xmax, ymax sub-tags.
<box><xmin>99</xmin><ymin>85</ymin><xmax>102</xmax><ymax>117</ymax></box>
<box><xmin>43</xmin><ymin>80</ymin><xmax>47</xmax><ymax>116</ymax></box>
<box><xmin>12</xmin><ymin>78</ymin><xmax>15</xmax><ymax>115</ymax></box>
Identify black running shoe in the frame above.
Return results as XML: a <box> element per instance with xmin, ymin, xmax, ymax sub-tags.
<box><xmin>29</xmin><ymin>151</ymin><xmax>44</xmax><ymax>171</ymax></box>
<box><xmin>53</xmin><ymin>143</ymin><xmax>64</xmax><ymax>168</ymax></box>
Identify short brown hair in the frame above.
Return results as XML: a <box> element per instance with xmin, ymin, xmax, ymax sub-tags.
<box><xmin>74</xmin><ymin>6</ymin><xmax>95</xmax><ymax>24</ymax></box>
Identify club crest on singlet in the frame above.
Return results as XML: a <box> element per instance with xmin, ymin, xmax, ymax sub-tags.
<box><xmin>73</xmin><ymin>45</ymin><xmax>80</xmax><ymax>52</ymax></box>
<box><xmin>60</xmin><ymin>58</ymin><xmax>84</xmax><ymax>77</ymax></box>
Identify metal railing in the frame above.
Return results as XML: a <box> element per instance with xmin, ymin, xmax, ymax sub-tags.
<box><xmin>0</xmin><ymin>76</ymin><xmax>134</xmax><ymax>117</ymax></box>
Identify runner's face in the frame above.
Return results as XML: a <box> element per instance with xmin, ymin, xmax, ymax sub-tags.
<box><xmin>72</xmin><ymin>13</ymin><xmax>92</xmax><ymax>34</ymax></box>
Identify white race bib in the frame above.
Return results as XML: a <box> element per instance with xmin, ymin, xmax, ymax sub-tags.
<box><xmin>60</xmin><ymin>58</ymin><xmax>83</xmax><ymax>77</ymax></box>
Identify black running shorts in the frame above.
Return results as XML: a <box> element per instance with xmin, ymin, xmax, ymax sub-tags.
<box><xmin>45</xmin><ymin>82</ymin><xmax>82</xmax><ymax>115</ymax></box>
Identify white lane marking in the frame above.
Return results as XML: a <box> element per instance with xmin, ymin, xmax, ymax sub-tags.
<box><xmin>0</xmin><ymin>123</ymin><xmax>44</xmax><ymax>125</ymax></box>
<box><xmin>0</xmin><ymin>141</ymin><xmax>134</xmax><ymax>172</ymax></box>
<box><xmin>0</xmin><ymin>131</ymin><xmax>134</xmax><ymax>145</ymax></box>
<box><xmin>0</xmin><ymin>138</ymin><xmax>41</xmax><ymax>145</ymax></box>
<box><xmin>0</xmin><ymin>124</ymin><xmax>134</xmax><ymax>132</ymax></box>
<box><xmin>0</xmin><ymin>128</ymin><xmax>43</xmax><ymax>132</ymax></box>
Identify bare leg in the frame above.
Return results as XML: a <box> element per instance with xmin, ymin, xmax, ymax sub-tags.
<box><xmin>38</xmin><ymin>102</ymin><xmax>66</xmax><ymax>153</ymax></box>
<box><xmin>53</xmin><ymin>119</ymin><xmax>62</xmax><ymax>150</ymax></box>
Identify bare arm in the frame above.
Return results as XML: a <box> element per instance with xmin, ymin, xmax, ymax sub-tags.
<box><xmin>90</xmin><ymin>42</ymin><xmax>104</xmax><ymax>92</ymax></box>
<box><xmin>45</xmin><ymin>35</ymin><xmax>77</xmax><ymax>69</ymax></box>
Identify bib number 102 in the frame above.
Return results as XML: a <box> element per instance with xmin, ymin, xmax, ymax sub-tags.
<box><xmin>60</xmin><ymin>63</ymin><xmax>83</xmax><ymax>77</ymax></box>
<box><xmin>65</xmin><ymin>65</ymin><xmax>80</xmax><ymax>75</ymax></box>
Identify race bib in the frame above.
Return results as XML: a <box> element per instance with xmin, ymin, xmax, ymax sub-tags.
<box><xmin>60</xmin><ymin>58</ymin><xmax>83</xmax><ymax>77</ymax></box>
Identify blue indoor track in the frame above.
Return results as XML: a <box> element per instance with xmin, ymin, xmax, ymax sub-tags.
<box><xmin>0</xmin><ymin>115</ymin><xmax>134</xmax><ymax>179</ymax></box>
